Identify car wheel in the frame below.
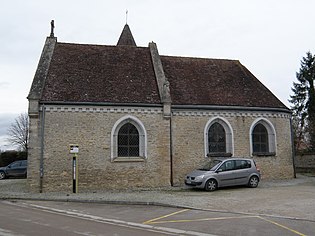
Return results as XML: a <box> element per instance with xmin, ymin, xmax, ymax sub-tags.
<box><xmin>205</xmin><ymin>179</ymin><xmax>217</xmax><ymax>191</ymax></box>
<box><xmin>248</xmin><ymin>176</ymin><xmax>259</xmax><ymax>188</ymax></box>
<box><xmin>0</xmin><ymin>171</ymin><xmax>6</xmax><ymax>180</ymax></box>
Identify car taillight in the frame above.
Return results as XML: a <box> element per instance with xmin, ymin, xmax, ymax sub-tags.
<box><xmin>253</xmin><ymin>160</ymin><xmax>260</xmax><ymax>172</ymax></box>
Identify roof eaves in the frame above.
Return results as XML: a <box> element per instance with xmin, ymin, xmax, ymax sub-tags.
<box><xmin>172</xmin><ymin>104</ymin><xmax>291</xmax><ymax>114</ymax></box>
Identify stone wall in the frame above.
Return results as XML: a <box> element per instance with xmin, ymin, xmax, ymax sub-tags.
<box><xmin>295</xmin><ymin>154</ymin><xmax>315</xmax><ymax>173</ymax></box>
<box><xmin>171</xmin><ymin>110</ymin><xmax>294</xmax><ymax>185</ymax></box>
<box><xmin>27</xmin><ymin>114</ymin><xmax>42</xmax><ymax>192</ymax></box>
<box><xmin>30</xmin><ymin>105</ymin><xmax>171</xmax><ymax>192</ymax></box>
<box><xmin>27</xmin><ymin>105</ymin><xmax>294</xmax><ymax>192</ymax></box>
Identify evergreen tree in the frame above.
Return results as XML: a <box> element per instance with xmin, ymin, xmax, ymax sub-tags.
<box><xmin>289</xmin><ymin>52</ymin><xmax>315</xmax><ymax>151</ymax></box>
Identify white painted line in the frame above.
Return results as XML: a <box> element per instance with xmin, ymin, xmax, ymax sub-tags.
<box><xmin>0</xmin><ymin>228</ymin><xmax>23</xmax><ymax>236</ymax></box>
<box><xmin>6</xmin><ymin>201</ymin><xmax>217</xmax><ymax>236</ymax></box>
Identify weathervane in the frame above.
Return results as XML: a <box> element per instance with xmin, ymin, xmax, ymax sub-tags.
<box><xmin>126</xmin><ymin>10</ymin><xmax>128</xmax><ymax>24</ymax></box>
<box><xmin>50</xmin><ymin>20</ymin><xmax>55</xmax><ymax>37</ymax></box>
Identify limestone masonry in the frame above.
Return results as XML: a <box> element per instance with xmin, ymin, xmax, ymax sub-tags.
<box><xmin>27</xmin><ymin>23</ymin><xmax>293</xmax><ymax>192</ymax></box>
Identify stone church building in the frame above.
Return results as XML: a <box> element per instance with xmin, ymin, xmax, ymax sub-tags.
<box><xmin>27</xmin><ymin>24</ymin><xmax>294</xmax><ymax>192</ymax></box>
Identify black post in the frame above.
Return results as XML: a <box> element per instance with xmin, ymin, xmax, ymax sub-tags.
<box><xmin>73</xmin><ymin>156</ymin><xmax>76</xmax><ymax>193</ymax></box>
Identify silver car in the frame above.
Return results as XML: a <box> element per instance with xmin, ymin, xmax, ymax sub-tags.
<box><xmin>185</xmin><ymin>158</ymin><xmax>260</xmax><ymax>191</ymax></box>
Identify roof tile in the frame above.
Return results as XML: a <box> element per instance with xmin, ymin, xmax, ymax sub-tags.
<box><xmin>41</xmin><ymin>43</ymin><xmax>160</xmax><ymax>104</ymax></box>
<box><xmin>40</xmin><ymin>42</ymin><xmax>287</xmax><ymax>109</ymax></box>
<box><xmin>161</xmin><ymin>56</ymin><xmax>286</xmax><ymax>108</ymax></box>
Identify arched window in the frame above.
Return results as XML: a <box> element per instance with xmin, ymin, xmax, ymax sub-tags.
<box><xmin>204</xmin><ymin>117</ymin><xmax>233</xmax><ymax>157</ymax></box>
<box><xmin>118</xmin><ymin>123</ymin><xmax>139</xmax><ymax>157</ymax></box>
<box><xmin>250</xmin><ymin>119</ymin><xmax>276</xmax><ymax>156</ymax></box>
<box><xmin>209</xmin><ymin>123</ymin><xmax>226</xmax><ymax>153</ymax></box>
<box><xmin>111</xmin><ymin>115</ymin><xmax>147</xmax><ymax>161</ymax></box>
<box><xmin>252</xmin><ymin>124</ymin><xmax>269</xmax><ymax>153</ymax></box>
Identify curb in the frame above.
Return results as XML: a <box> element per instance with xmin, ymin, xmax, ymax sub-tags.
<box><xmin>2</xmin><ymin>195</ymin><xmax>315</xmax><ymax>223</ymax></box>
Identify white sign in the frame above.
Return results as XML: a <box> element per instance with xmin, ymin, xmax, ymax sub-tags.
<box><xmin>70</xmin><ymin>145</ymin><xmax>79</xmax><ymax>154</ymax></box>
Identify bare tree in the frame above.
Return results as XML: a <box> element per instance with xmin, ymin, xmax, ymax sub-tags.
<box><xmin>7</xmin><ymin>113</ymin><xmax>29</xmax><ymax>151</ymax></box>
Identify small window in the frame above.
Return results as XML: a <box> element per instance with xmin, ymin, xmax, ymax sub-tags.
<box><xmin>250</xmin><ymin>119</ymin><xmax>276</xmax><ymax>156</ymax></box>
<box><xmin>209</xmin><ymin>123</ymin><xmax>226</xmax><ymax>153</ymax></box>
<box><xmin>111</xmin><ymin>115</ymin><xmax>147</xmax><ymax>162</ymax></box>
<box><xmin>118</xmin><ymin>123</ymin><xmax>139</xmax><ymax>157</ymax></box>
<box><xmin>10</xmin><ymin>162</ymin><xmax>21</xmax><ymax>168</ymax></box>
<box><xmin>252</xmin><ymin>124</ymin><xmax>269</xmax><ymax>153</ymax></box>
<box><xmin>221</xmin><ymin>160</ymin><xmax>235</xmax><ymax>172</ymax></box>
<box><xmin>21</xmin><ymin>160</ymin><xmax>27</xmax><ymax>167</ymax></box>
<box><xmin>235</xmin><ymin>160</ymin><xmax>251</xmax><ymax>169</ymax></box>
<box><xmin>205</xmin><ymin>117</ymin><xmax>233</xmax><ymax>157</ymax></box>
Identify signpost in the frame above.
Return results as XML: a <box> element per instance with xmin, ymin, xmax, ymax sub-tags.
<box><xmin>70</xmin><ymin>145</ymin><xmax>79</xmax><ymax>193</ymax></box>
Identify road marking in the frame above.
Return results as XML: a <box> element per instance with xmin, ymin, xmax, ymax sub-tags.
<box><xmin>146</xmin><ymin>215</ymin><xmax>258</xmax><ymax>224</ymax></box>
<box><xmin>258</xmin><ymin>217</ymin><xmax>306</xmax><ymax>236</ymax></box>
<box><xmin>143</xmin><ymin>209</ymin><xmax>190</xmax><ymax>224</ymax></box>
<box><xmin>5</xmin><ymin>201</ymin><xmax>214</xmax><ymax>236</ymax></box>
<box><xmin>144</xmin><ymin>208</ymin><xmax>307</xmax><ymax>236</ymax></box>
<box><xmin>0</xmin><ymin>228</ymin><xmax>19</xmax><ymax>236</ymax></box>
<box><xmin>5</xmin><ymin>201</ymin><xmax>308</xmax><ymax>236</ymax></box>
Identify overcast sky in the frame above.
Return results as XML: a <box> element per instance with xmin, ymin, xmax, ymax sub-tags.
<box><xmin>1</xmin><ymin>0</ymin><xmax>314</xmax><ymax>150</ymax></box>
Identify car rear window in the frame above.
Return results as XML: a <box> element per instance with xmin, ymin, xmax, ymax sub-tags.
<box><xmin>235</xmin><ymin>160</ymin><xmax>251</xmax><ymax>169</ymax></box>
<box><xmin>21</xmin><ymin>160</ymin><xmax>27</xmax><ymax>166</ymax></box>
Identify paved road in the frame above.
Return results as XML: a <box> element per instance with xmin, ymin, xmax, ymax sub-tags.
<box><xmin>1</xmin><ymin>200</ymin><xmax>314</xmax><ymax>236</ymax></box>
<box><xmin>0</xmin><ymin>201</ymin><xmax>181</xmax><ymax>236</ymax></box>
<box><xmin>1</xmin><ymin>175</ymin><xmax>315</xmax><ymax>221</ymax></box>
<box><xmin>0</xmin><ymin>174</ymin><xmax>314</xmax><ymax>235</ymax></box>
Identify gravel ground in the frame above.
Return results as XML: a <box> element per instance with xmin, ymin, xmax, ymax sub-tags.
<box><xmin>1</xmin><ymin>174</ymin><xmax>315</xmax><ymax>221</ymax></box>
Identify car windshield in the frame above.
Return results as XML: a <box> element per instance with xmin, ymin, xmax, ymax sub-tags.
<box><xmin>198</xmin><ymin>160</ymin><xmax>222</xmax><ymax>171</ymax></box>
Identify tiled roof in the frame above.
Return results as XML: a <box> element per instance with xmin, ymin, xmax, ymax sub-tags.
<box><xmin>117</xmin><ymin>24</ymin><xmax>137</xmax><ymax>46</ymax></box>
<box><xmin>41</xmin><ymin>42</ymin><xmax>160</xmax><ymax>104</ymax></box>
<box><xmin>40</xmin><ymin>42</ymin><xmax>287</xmax><ymax>109</ymax></box>
<box><xmin>161</xmin><ymin>56</ymin><xmax>287</xmax><ymax>108</ymax></box>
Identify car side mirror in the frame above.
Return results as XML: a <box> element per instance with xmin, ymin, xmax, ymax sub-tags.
<box><xmin>216</xmin><ymin>169</ymin><xmax>222</xmax><ymax>173</ymax></box>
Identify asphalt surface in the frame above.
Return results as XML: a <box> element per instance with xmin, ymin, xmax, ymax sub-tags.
<box><xmin>0</xmin><ymin>174</ymin><xmax>314</xmax><ymax>222</ymax></box>
<box><xmin>1</xmin><ymin>201</ymin><xmax>175</xmax><ymax>236</ymax></box>
<box><xmin>3</xmin><ymin>200</ymin><xmax>314</xmax><ymax>236</ymax></box>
